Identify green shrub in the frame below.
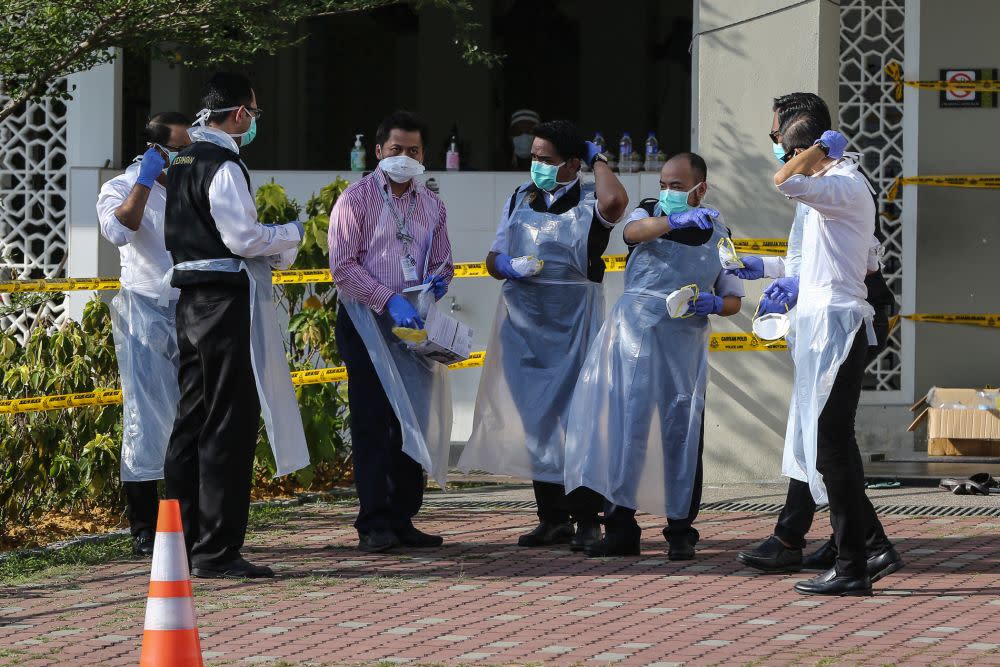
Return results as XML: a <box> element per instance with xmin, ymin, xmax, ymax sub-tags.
<box><xmin>0</xmin><ymin>178</ymin><xmax>353</xmax><ymax>538</ymax></box>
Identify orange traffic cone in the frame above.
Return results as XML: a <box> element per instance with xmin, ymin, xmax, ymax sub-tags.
<box><xmin>139</xmin><ymin>499</ymin><xmax>203</xmax><ymax>667</ymax></box>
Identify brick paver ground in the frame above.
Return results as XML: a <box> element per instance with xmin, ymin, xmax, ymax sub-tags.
<box><xmin>1</xmin><ymin>488</ymin><xmax>999</xmax><ymax>666</ymax></box>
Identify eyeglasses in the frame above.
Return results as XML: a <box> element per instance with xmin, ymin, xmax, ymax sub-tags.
<box><xmin>243</xmin><ymin>106</ymin><xmax>263</xmax><ymax>120</ymax></box>
<box><xmin>768</xmin><ymin>130</ymin><xmax>781</xmax><ymax>144</ymax></box>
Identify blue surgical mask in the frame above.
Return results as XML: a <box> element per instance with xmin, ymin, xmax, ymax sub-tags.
<box><xmin>772</xmin><ymin>142</ymin><xmax>786</xmax><ymax>163</ymax></box>
<box><xmin>530</xmin><ymin>160</ymin><xmax>565</xmax><ymax>191</ymax></box>
<box><xmin>658</xmin><ymin>183</ymin><xmax>702</xmax><ymax>216</ymax></box>
<box><xmin>235</xmin><ymin>117</ymin><xmax>257</xmax><ymax>148</ymax></box>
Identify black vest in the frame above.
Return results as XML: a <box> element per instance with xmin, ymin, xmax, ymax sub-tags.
<box><xmin>165</xmin><ymin>141</ymin><xmax>252</xmax><ymax>288</ymax></box>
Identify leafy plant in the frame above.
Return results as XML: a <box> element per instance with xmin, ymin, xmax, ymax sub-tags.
<box><xmin>0</xmin><ymin>0</ymin><xmax>501</xmax><ymax>123</ymax></box>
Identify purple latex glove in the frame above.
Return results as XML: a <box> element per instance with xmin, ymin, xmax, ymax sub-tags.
<box><xmin>726</xmin><ymin>255</ymin><xmax>764</xmax><ymax>280</ymax></box>
<box><xmin>493</xmin><ymin>253</ymin><xmax>522</xmax><ymax>280</ymax></box>
<box><xmin>387</xmin><ymin>294</ymin><xmax>424</xmax><ymax>329</ymax></box>
<box><xmin>814</xmin><ymin>130</ymin><xmax>848</xmax><ymax>160</ymax></box>
<box><xmin>424</xmin><ymin>274</ymin><xmax>448</xmax><ymax>300</ymax></box>
<box><xmin>668</xmin><ymin>207</ymin><xmax>719</xmax><ymax>231</ymax></box>
<box><xmin>585</xmin><ymin>140</ymin><xmax>603</xmax><ymax>167</ymax></box>
<box><xmin>764</xmin><ymin>276</ymin><xmax>800</xmax><ymax>309</ymax></box>
<box><xmin>687</xmin><ymin>293</ymin><xmax>723</xmax><ymax>317</ymax></box>
<box><xmin>758</xmin><ymin>297</ymin><xmax>788</xmax><ymax>315</ymax></box>
<box><xmin>136</xmin><ymin>146</ymin><xmax>166</xmax><ymax>189</ymax></box>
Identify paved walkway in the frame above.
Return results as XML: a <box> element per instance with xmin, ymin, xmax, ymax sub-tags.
<box><xmin>1</xmin><ymin>485</ymin><xmax>999</xmax><ymax>666</ymax></box>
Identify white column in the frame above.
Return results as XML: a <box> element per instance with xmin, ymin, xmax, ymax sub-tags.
<box><xmin>900</xmin><ymin>0</ymin><xmax>920</xmax><ymax>404</ymax></box>
<box><xmin>65</xmin><ymin>53</ymin><xmax>122</xmax><ymax>321</ymax></box>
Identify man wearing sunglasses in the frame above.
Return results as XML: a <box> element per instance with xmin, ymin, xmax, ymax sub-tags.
<box><xmin>728</xmin><ymin>94</ymin><xmax>902</xmax><ymax>589</ymax></box>
<box><xmin>97</xmin><ymin>111</ymin><xmax>191</xmax><ymax>558</ymax></box>
<box><xmin>163</xmin><ymin>72</ymin><xmax>308</xmax><ymax>579</ymax></box>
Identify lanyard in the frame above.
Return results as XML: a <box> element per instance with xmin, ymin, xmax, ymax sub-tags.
<box><xmin>382</xmin><ymin>186</ymin><xmax>418</xmax><ymax>248</ymax></box>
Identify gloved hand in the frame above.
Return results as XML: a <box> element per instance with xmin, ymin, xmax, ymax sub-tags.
<box><xmin>814</xmin><ymin>130</ymin><xmax>848</xmax><ymax>160</ymax></box>
<box><xmin>493</xmin><ymin>253</ymin><xmax>523</xmax><ymax>280</ymax></box>
<box><xmin>288</xmin><ymin>219</ymin><xmax>305</xmax><ymax>240</ymax></box>
<box><xmin>668</xmin><ymin>207</ymin><xmax>719</xmax><ymax>231</ymax></box>
<box><xmin>726</xmin><ymin>255</ymin><xmax>765</xmax><ymax>280</ymax></box>
<box><xmin>758</xmin><ymin>297</ymin><xmax>788</xmax><ymax>315</ymax></box>
<box><xmin>386</xmin><ymin>294</ymin><xmax>424</xmax><ymax>329</ymax></box>
<box><xmin>136</xmin><ymin>146</ymin><xmax>166</xmax><ymax>189</ymax></box>
<box><xmin>585</xmin><ymin>140</ymin><xmax>603</xmax><ymax>167</ymax></box>
<box><xmin>424</xmin><ymin>274</ymin><xmax>448</xmax><ymax>301</ymax></box>
<box><xmin>687</xmin><ymin>294</ymin><xmax>723</xmax><ymax>317</ymax></box>
<box><xmin>764</xmin><ymin>276</ymin><xmax>800</xmax><ymax>309</ymax></box>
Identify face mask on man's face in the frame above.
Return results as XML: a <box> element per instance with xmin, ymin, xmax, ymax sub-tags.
<box><xmin>658</xmin><ymin>183</ymin><xmax>703</xmax><ymax>216</ymax></box>
<box><xmin>380</xmin><ymin>155</ymin><xmax>425</xmax><ymax>183</ymax></box>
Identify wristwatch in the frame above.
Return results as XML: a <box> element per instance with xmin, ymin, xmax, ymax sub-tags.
<box><xmin>591</xmin><ymin>152</ymin><xmax>610</xmax><ymax>167</ymax></box>
<box><xmin>813</xmin><ymin>139</ymin><xmax>831</xmax><ymax>156</ymax></box>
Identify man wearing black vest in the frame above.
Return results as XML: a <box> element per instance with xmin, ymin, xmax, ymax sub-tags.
<box><xmin>163</xmin><ymin>72</ymin><xmax>306</xmax><ymax>579</ymax></box>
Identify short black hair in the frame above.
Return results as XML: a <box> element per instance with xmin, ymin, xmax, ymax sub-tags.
<box><xmin>143</xmin><ymin>111</ymin><xmax>191</xmax><ymax>145</ymax></box>
<box><xmin>772</xmin><ymin>92</ymin><xmax>831</xmax><ymax>132</ymax></box>
<box><xmin>531</xmin><ymin>120</ymin><xmax>586</xmax><ymax>162</ymax></box>
<box><xmin>375</xmin><ymin>110</ymin><xmax>429</xmax><ymax>147</ymax></box>
<box><xmin>670</xmin><ymin>151</ymin><xmax>708</xmax><ymax>183</ymax></box>
<box><xmin>780</xmin><ymin>112</ymin><xmax>826</xmax><ymax>153</ymax></box>
<box><xmin>201</xmin><ymin>72</ymin><xmax>254</xmax><ymax>125</ymax></box>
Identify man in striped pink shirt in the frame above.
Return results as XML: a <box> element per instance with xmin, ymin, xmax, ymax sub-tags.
<box><xmin>329</xmin><ymin>111</ymin><xmax>454</xmax><ymax>553</ymax></box>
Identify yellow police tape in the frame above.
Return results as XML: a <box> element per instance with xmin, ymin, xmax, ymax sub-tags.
<box><xmin>0</xmin><ymin>241</ymin><xmax>790</xmax><ymax>293</ymax></box>
<box><xmin>886</xmin><ymin>174</ymin><xmax>1000</xmax><ymax>201</ymax></box>
<box><xmin>1</xmin><ymin>337</ymin><xmax>786</xmax><ymax>415</ymax></box>
<box><xmin>10</xmin><ymin>311</ymin><xmax>1000</xmax><ymax>415</ymax></box>
<box><xmin>885</xmin><ymin>62</ymin><xmax>1000</xmax><ymax>101</ymax></box>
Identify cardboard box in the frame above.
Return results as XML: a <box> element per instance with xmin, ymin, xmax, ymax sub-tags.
<box><xmin>409</xmin><ymin>305</ymin><xmax>473</xmax><ymax>365</ymax></box>
<box><xmin>908</xmin><ymin>387</ymin><xmax>1000</xmax><ymax>456</ymax></box>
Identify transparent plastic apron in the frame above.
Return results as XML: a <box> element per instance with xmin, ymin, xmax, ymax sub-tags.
<box><xmin>340</xmin><ymin>186</ymin><xmax>452</xmax><ymax>487</ymax></box>
<box><xmin>564</xmin><ymin>217</ymin><xmax>728</xmax><ymax>518</ymax></box>
<box><xmin>460</xmin><ymin>183</ymin><xmax>604</xmax><ymax>483</ymax></box>
<box><xmin>780</xmin><ymin>157</ymin><xmax>876</xmax><ymax>502</ymax></box>
<box><xmin>110</xmin><ymin>289</ymin><xmax>179</xmax><ymax>482</ymax></box>
<box><xmin>161</xmin><ymin>257</ymin><xmax>310</xmax><ymax>476</ymax></box>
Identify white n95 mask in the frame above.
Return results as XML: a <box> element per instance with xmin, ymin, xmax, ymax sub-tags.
<box><xmin>511</xmin><ymin>255</ymin><xmax>544</xmax><ymax>278</ymax></box>
<box><xmin>665</xmin><ymin>284</ymin><xmax>699</xmax><ymax>319</ymax></box>
<box><xmin>380</xmin><ymin>155</ymin><xmax>425</xmax><ymax>183</ymax></box>
<box><xmin>717</xmin><ymin>237</ymin><xmax>744</xmax><ymax>270</ymax></box>
<box><xmin>751</xmin><ymin>294</ymin><xmax>790</xmax><ymax>341</ymax></box>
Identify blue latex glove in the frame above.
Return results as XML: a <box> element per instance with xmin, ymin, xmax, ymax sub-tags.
<box><xmin>668</xmin><ymin>207</ymin><xmax>720</xmax><ymax>231</ymax></box>
<box><xmin>424</xmin><ymin>274</ymin><xmax>448</xmax><ymax>300</ymax></box>
<box><xmin>136</xmin><ymin>146</ymin><xmax>166</xmax><ymax>189</ymax></box>
<box><xmin>687</xmin><ymin>294</ymin><xmax>723</xmax><ymax>317</ymax></box>
<box><xmin>764</xmin><ymin>276</ymin><xmax>800</xmax><ymax>309</ymax></box>
<box><xmin>814</xmin><ymin>130</ymin><xmax>848</xmax><ymax>160</ymax></box>
<box><xmin>585</xmin><ymin>140</ymin><xmax>603</xmax><ymax>167</ymax></box>
<box><xmin>288</xmin><ymin>219</ymin><xmax>305</xmax><ymax>240</ymax></box>
<box><xmin>726</xmin><ymin>255</ymin><xmax>764</xmax><ymax>280</ymax></box>
<box><xmin>493</xmin><ymin>253</ymin><xmax>523</xmax><ymax>280</ymax></box>
<box><xmin>758</xmin><ymin>297</ymin><xmax>788</xmax><ymax>315</ymax></box>
<box><xmin>387</xmin><ymin>294</ymin><xmax>424</xmax><ymax>329</ymax></box>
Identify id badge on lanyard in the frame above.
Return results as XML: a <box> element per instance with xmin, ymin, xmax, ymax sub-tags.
<box><xmin>384</xmin><ymin>187</ymin><xmax>420</xmax><ymax>283</ymax></box>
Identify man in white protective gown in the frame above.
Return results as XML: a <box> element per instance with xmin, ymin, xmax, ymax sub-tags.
<box><xmin>97</xmin><ymin>111</ymin><xmax>191</xmax><ymax>557</ymax></box>
<box><xmin>459</xmin><ymin>120</ymin><xmax>628</xmax><ymax>552</ymax></box>
<box><xmin>563</xmin><ymin>152</ymin><xmax>743</xmax><ymax>560</ymax></box>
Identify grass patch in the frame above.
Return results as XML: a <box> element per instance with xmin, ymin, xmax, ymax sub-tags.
<box><xmin>0</xmin><ymin>535</ymin><xmax>133</xmax><ymax>586</ymax></box>
<box><xmin>246</xmin><ymin>503</ymin><xmax>292</xmax><ymax>531</ymax></box>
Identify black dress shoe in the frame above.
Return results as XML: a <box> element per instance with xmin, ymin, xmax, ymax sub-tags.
<box><xmin>736</xmin><ymin>536</ymin><xmax>803</xmax><ymax>572</ymax></box>
<box><xmin>794</xmin><ymin>568</ymin><xmax>872</xmax><ymax>596</ymax></box>
<box><xmin>584</xmin><ymin>525</ymin><xmax>641</xmax><ymax>557</ymax></box>
<box><xmin>517</xmin><ymin>522</ymin><xmax>574</xmax><ymax>547</ymax></box>
<box><xmin>802</xmin><ymin>538</ymin><xmax>837</xmax><ymax>571</ymax></box>
<box><xmin>132</xmin><ymin>532</ymin><xmax>155</xmax><ymax>557</ymax></box>
<box><xmin>192</xmin><ymin>557</ymin><xmax>274</xmax><ymax>579</ymax></box>
<box><xmin>358</xmin><ymin>529</ymin><xmax>400</xmax><ymax>553</ymax></box>
<box><xmin>867</xmin><ymin>546</ymin><xmax>904</xmax><ymax>583</ymax></box>
<box><xmin>396</xmin><ymin>526</ymin><xmax>444</xmax><ymax>548</ymax></box>
<box><xmin>667</xmin><ymin>534</ymin><xmax>697</xmax><ymax>561</ymax></box>
<box><xmin>570</xmin><ymin>521</ymin><xmax>602</xmax><ymax>552</ymax></box>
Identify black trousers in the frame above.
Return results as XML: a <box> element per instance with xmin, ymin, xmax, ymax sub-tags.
<box><xmin>603</xmin><ymin>416</ymin><xmax>706</xmax><ymax>539</ymax></box>
<box><xmin>164</xmin><ymin>283</ymin><xmax>260</xmax><ymax>568</ymax></box>
<box><xmin>124</xmin><ymin>480</ymin><xmax>159</xmax><ymax>537</ymax></box>
<box><xmin>775</xmin><ymin>329</ymin><xmax>889</xmax><ymax>577</ymax></box>
<box><xmin>336</xmin><ymin>304</ymin><xmax>425</xmax><ymax>535</ymax></box>
<box><xmin>533</xmin><ymin>481</ymin><xmax>603</xmax><ymax>525</ymax></box>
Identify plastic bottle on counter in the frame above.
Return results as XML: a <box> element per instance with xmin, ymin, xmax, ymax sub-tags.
<box><xmin>350</xmin><ymin>134</ymin><xmax>365</xmax><ymax>171</ymax></box>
